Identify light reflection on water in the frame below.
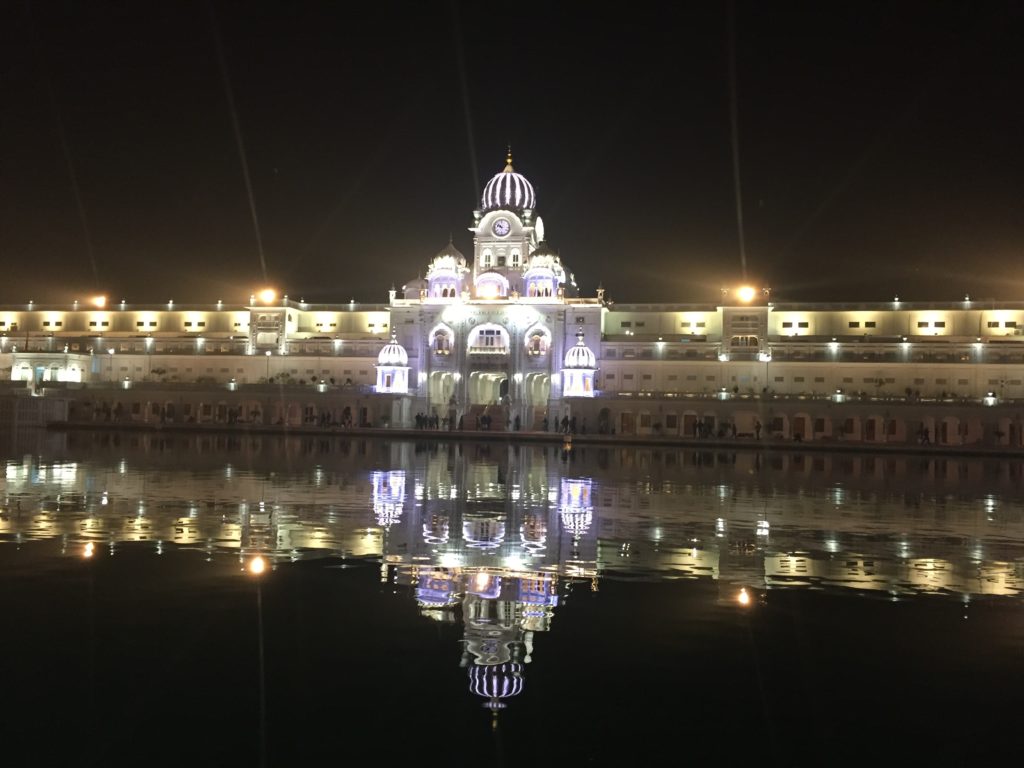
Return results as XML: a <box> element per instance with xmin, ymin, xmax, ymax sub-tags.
<box><xmin>3</xmin><ymin>433</ymin><xmax>1023</xmax><ymax>602</ymax></box>
<box><xmin>3</xmin><ymin>431</ymin><xmax>1024</xmax><ymax>762</ymax></box>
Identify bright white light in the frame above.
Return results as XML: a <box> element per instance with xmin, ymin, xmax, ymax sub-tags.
<box><xmin>259</xmin><ymin>288</ymin><xmax>277</xmax><ymax>304</ymax></box>
<box><xmin>91</xmin><ymin>295</ymin><xmax>107</xmax><ymax>308</ymax></box>
<box><xmin>737</xmin><ymin>588</ymin><xmax>751</xmax><ymax>606</ymax></box>
<box><xmin>718</xmin><ymin>353</ymin><xmax>729</xmax><ymax>362</ymax></box>
<box><xmin>83</xmin><ymin>542</ymin><xmax>95</xmax><ymax>559</ymax></box>
<box><xmin>439</xmin><ymin>552</ymin><xmax>463</xmax><ymax>569</ymax></box>
<box><xmin>248</xmin><ymin>555</ymin><xmax>267</xmax><ymax>575</ymax></box>
<box><xmin>736</xmin><ymin>286</ymin><xmax>757</xmax><ymax>303</ymax></box>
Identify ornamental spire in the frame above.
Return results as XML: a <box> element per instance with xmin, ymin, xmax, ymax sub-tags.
<box><xmin>504</xmin><ymin>145</ymin><xmax>514</xmax><ymax>172</ymax></box>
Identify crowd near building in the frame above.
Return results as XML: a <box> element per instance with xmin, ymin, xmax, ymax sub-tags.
<box><xmin>4</xmin><ymin>153</ymin><xmax>1024</xmax><ymax>445</ymax></box>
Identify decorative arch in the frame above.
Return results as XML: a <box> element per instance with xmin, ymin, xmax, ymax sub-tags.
<box><xmin>467</xmin><ymin>323</ymin><xmax>510</xmax><ymax>353</ymax></box>
<box><xmin>429</xmin><ymin>323</ymin><xmax>455</xmax><ymax>355</ymax></box>
<box><xmin>474</xmin><ymin>271</ymin><xmax>509</xmax><ymax>299</ymax></box>
<box><xmin>523</xmin><ymin>324</ymin><xmax>551</xmax><ymax>356</ymax></box>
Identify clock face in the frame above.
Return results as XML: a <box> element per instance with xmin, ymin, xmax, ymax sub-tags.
<box><xmin>492</xmin><ymin>218</ymin><xmax>511</xmax><ymax>237</ymax></box>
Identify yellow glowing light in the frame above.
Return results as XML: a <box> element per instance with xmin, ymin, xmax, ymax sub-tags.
<box><xmin>478</xmin><ymin>284</ymin><xmax>500</xmax><ymax>299</ymax></box>
<box><xmin>259</xmin><ymin>289</ymin><xmax>277</xmax><ymax>304</ymax></box>
<box><xmin>473</xmin><ymin>571</ymin><xmax>490</xmax><ymax>590</ymax></box>
<box><xmin>83</xmin><ymin>542</ymin><xmax>95</xmax><ymax>559</ymax></box>
<box><xmin>91</xmin><ymin>295</ymin><xmax>107</xmax><ymax>308</ymax></box>
<box><xmin>248</xmin><ymin>555</ymin><xmax>267</xmax><ymax>575</ymax></box>
<box><xmin>737</xmin><ymin>587</ymin><xmax>751</xmax><ymax>606</ymax></box>
<box><xmin>736</xmin><ymin>286</ymin><xmax>757</xmax><ymax>303</ymax></box>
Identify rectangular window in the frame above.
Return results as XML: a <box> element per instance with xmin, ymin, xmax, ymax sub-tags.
<box><xmin>620</xmin><ymin>321</ymin><xmax>632</xmax><ymax>328</ymax></box>
<box><xmin>641</xmin><ymin>374</ymin><xmax>652</xmax><ymax>380</ymax></box>
<box><xmin>988</xmin><ymin>321</ymin><xmax>1000</xmax><ymax>328</ymax></box>
<box><xmin>623</xmin><ymin>374</ymin><xmax>634</xmax><ymax>380</ymax></box>
<box><xmin>798</xmin><ymin>322</ymin><xmax>809</xmax><ymax>328</ymax></box>
<box><xmin>635</xmin><ymin>321</ymin><xmax>646</xmax><ymax>328</ymax></box>
<box><xmin>705</xmin><ymin>375</ymin><xmax>715</xmax><ymax>381</ymax></box>
<box><xmin>958</xmin><ymin>379</ymin><xmax>968</xmax><ymax>385</ymax></box>
<box><xmin>794</xmin><ymin>376</ymin><xmax>805</xmax><ymax>383</ymax></box>
<box><xmin>934</xmin><ymin>321</ymin><xmax>945</xmax><ymax>328</ymax></box>
<box><xmin>686</xmin><ymin>375</ymin><xmax>697</xmax><ymax>381</ymax></box>
<box><xmin>1006</xmin><ymin>321</ymin><xmax>1018</xmax><ymax>328</ymax></box>
<box><xmin>814</xmin><ymin>418</ymin><xmax>826</xmax><ymax>433</ymax></box>
<box><xmin>774</xmin><ymin>376</ymin><xmax>784</xmax><ymax>382</ymax></box>
<box><xmin>782</xmin><ymin>322</ymin><xmax>793</xmax><ymax>328</ymax></box>
<box><xmin>696</xmin><ymin>322</ymin><xmax>706</xmax><ymax>328</ymax></box>
<box><xmin>913</xmin><ymin>377</ymin><xmax>925</xmax><ymax>384</ymax></box>
<box><xmin>917</xmin><ymin>321</ymin><xmax>928</xmax><ymax>328</ymax></box>
<box><xmin>605</xmin><ymin>374</ymin><xmax>616</xmax><ymax>380</ymax></box>
<box><xmin>639</xmin><ymin>414</ymin><xmax>652</xmax><ymax>428</ymax></box>
<box><xmin>842</xmin><ymin>377</ymin><xmax>853</xmax><ymax>383</ymax></box>
<box><xmin>605</xmin><ymin>349</ymin><xmax>617</xmax><ymax>358</ymax></box>
<box><xmin>848</xmin><ymin>321</ymin><xmax>860</xmax><ymax>328</ymax></box>
<box><xmin>936</xmin><ymin>378</ymin><xmax>947</xmax><ymax>385</ymax></box>
<box><xmin>865</xmin><ymin>321</ymin><xmax>877</xmax><ymax>328</ymax></box>
<box><xmin>667</xmin><ymin>375</ymin><xmax>678</xmax><ymax>381</ymax></box>
<box><xmin>666</xmin><ymin>414</ymin><xmax>679</xmax><ymax>429</ymax></box>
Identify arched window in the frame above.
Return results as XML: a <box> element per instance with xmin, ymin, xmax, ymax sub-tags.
<box><xmin>433</xmin><ymin>330</ymin><xmax>451</xmax><ymax>355</ymax></box>
<box><xmin>527</xmin><ymin>332</ymin><xmax>548</xmax><ymax>356</ymax></box>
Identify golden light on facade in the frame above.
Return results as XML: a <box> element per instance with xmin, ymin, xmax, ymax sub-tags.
<box><xmin>737</xmin><ymin>587</ymin><xmax>751</xmax><ymax>606</ymax></box>
<box><xmin>83</xmin><ymin>542</ymin><xmax>95</xmax><ymax>558</ymax></box>
<box><xmin>248</xmin><ymin>555</ymin><xmax>267</xmax><ymax>575</ymax></box>
<box><xmin>736</xmin><ymin>285</ymin><xmax>757</xmax><ymax>303</ymax></box>
<box><xmin>258</xmin><ymin>288</ymin><xmax>277</xmax><ymax>304</ymax></box>
<box><xmin>91</xmin><ymin>295</ymin><xmax>107</xmax><ymax>308</ymax></box>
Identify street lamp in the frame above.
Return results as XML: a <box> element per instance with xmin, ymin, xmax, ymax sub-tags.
<box><xmin>107</xmin><ymin>348</ymin><xmax>115</xmax><ymax>382</ymax></box>
<box><xmin>265</xmin><ymin>350</ymin><xmax>271</xmax><ymax>381</ymax></box>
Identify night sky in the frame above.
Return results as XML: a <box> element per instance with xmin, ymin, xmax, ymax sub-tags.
<box><xmin>2</xmin><ymin>1</ymin><xmax>1022</xmax><ymax>304</ymax></box>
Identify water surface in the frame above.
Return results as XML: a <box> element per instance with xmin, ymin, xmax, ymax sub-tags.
<box><xmin>2</xmin><ymin>431</ymin><xmax>1022</xmax><ymax>765</ymax></box>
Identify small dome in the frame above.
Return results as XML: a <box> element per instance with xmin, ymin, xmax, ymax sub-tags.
<box><xmin>530</xmin><ymin>240</ymin><xmax>557</xmax><ymax>260</ymax></box>
<box><xmin>433</xmin><ymin>240</ymin><xmax>466</xmax><ymax>265</ymax></box>
<box><xmin>377</xmin><ymin>332</ymin><xmax>409</xmax><ymax>366</ymax></box>
<box><xmin>481</xmin><ymin>152</ymin><xmax>536</xmax><ymax>212</ymax></box>
<box><xmin>563</xmin><ymin>329</ymin><xmax>596</xmax><ymax>369</ymax></box>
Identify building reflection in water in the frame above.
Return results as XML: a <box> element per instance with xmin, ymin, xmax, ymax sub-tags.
<box><xmin>3</xmin><ymin>437</ymin><xmax>1024</xmax><ymax>716</ymax></box>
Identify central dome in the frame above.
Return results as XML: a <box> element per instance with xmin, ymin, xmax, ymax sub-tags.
<box><xmin>481</xmin><ymin>152</ymin><xmax>536</xmax><ymax>212</ymax></box>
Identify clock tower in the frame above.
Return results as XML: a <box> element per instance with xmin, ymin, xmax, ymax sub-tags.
<box><xmin>470</xmin><ymin>151</ymin><xmax>540</xmax><ymax>299</ymax></box>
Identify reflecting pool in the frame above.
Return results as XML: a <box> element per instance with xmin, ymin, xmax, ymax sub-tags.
<box><xmin>2</xmin><ymin>431</ymin><xmax>1023</xmax><ymax>765</ymax></box>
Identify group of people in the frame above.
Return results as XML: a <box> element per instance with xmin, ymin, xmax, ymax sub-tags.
<box><xmin>542</xmin><ymin>415</ymin><xmax>586</xmax><ymax>435</ymax></box>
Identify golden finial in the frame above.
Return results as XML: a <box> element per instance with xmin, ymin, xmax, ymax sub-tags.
<box><xmin>504</xmin><ymin>145</ymin><xmax>514</xmax><ymax>172</ymax></box>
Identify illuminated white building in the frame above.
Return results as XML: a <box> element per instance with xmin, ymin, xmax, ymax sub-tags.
<box><xmin>5</xmin><ymin>152</ymin><xmax>1024</xmax><ymax>444</ymax></box>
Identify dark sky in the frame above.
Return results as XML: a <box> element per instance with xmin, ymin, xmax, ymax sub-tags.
<box><xmin>2</xmin><ymin>1</ymin><xmax>1022</xmax><ymax>304</ymax></box>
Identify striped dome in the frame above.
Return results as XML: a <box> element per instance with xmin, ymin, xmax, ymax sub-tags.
<box><xmin>469</xmin><ymin>663</ymin><xmax>524</xmax><ymax>709</ymax></box>
<box><xmin>563</xmin><ymin>329</ymin><xmax>596</xmax><ymax>369</ymax></box>
<box><xmin>481</xmin><ymin>153</ymin><xmax>536</xmax><ymax>212</ymax></box>
<box><xmin>377</xmin><ymin>332</ymin><xmax>408</xmax><ymax>366</ymax></box>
